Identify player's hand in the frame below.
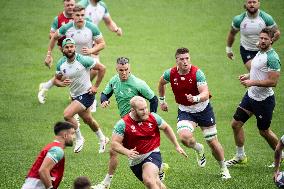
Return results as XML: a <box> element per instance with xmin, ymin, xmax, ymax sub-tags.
<box><xmin>116</xmin><ymin>27</ymin><xmax>123</xmax><ymax>36</ymax></box>
<box><xmin>127</xmin><ymin>147</ymin><xmax>139</xmax><ymax>159</ymax></box>
<box><xmin>227</xmin><ymin>52</ymin><xmax>235</xmax><ymax>60</ymax></box>
<box><xmin>240</xmin><ymin>79</ymin><xmax>253</xmax><ymax>87</ymax></box>
<box><xmin>239</xmin><ymin>73</ymin><xmax>249</xmax><ymax>81</ymax></box>
<box><xmin>44</xmin><ymin>55</ymin><xmax>53</xmax><ymax>69</ymax></box>
<box><xmin>101</xmin><ymin>100</ymin><xmax>110</xmax><ymax>108</ymax></box>
<box><xmin>160</xmin><ymin>102</ymin><xmax>168</xmax><ymax>112</ymax></box>
<box><xmin>81</xmin><ymin>47</ymin><xmax>92</xmax><ymax>55</ymax></box>
<box><xmin>62</xmin><ymin>79</ymin><xmax>72</xmax><ymax>86</ymax></box>
<box><xmin>89</xmin><ymin>86</ymin><xmax>98</xmax><ymax>94</ymax></box>
<box><xmin>185</xmin><ymin>94</ymin><xmax>194</xmax><ymax>103</ymax></box>
<box><xmin>176</xmin><ymin>145</ymin><xmax>188</xmax><ymax>158</ymax></box>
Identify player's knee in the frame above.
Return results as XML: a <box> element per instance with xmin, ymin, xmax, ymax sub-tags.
<box><xmin>233</xmin><ymin>107</ymin><xmax>250</xmax><ymax>124</ymax></box>
<box><xmin>63</xmin><ymin>111</ymin><xmax>73</xmax><ymax>121</ymax></box>
<box><xmin>109</xmin><ymin>148</ymin><xmax>118</xmax><ymax>157</ymax></box>
<box><xmin>259</xmin><ymin>129</ymin><xmax>270</xmax><ymax>138</ymax></box>
<box><xmin>202</xmin><ymin>126</ymin><xmax>217</xmax><ymax>141</ymax></box>
<box><xmin>82</xmin><ymin>116</ymin><xmax>93</xmax><ymax>125</ymax></box>
<box><xmin>143</xmin><ymin>176</ymin><xmax>155</xmax><ymax>187</ymax></box>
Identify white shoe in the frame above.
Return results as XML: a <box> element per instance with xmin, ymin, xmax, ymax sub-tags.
<box><xmin>99</xmin><ymin>137</ymin><xmax>109</xmax><ymax>153</ymax></box>
<box><xmin>38</xmin><ymin>83</ymin><xmax>48</xmax><ymax>104</ymax></box>
<box><xmin>74</xmin><ymin>137</ymin><xmax>85</xmax><ymax>153</ymax></box>
<box><xmin>196</xmin><ymin>144</ymin><xmax>206</xmax><ymax>168</ymax></box>
<box><xmin>159</xmin><ymin>163</ymin><xmax>170</xmax><ymax>181</ymax></box>
<box><xmin>220</xmin><ymin>167</ymin><xmax>231</xmax><ymax>179</ymax></box>
<box><xmin>73</xmin><ymin>114</ymin><xmax>80</xmax><ymax>127</ymax></box>
<box><xmin>91</xmin><ymin>182</ymin><xmax>110</xmax><ymax>189</ymax></box>
<box><xmin>91</xmin><ymin>99</ymin><xmax>97</xmax><ymax>112</ymax></box>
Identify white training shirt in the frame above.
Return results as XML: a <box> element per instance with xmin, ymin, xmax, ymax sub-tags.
<box><xmin>58</xmin><ymin>20</ymin><xmax>102</xmax><ymax>53</ymax></box>
<box><xmin>56</xmin><ymin>53</ymin><xmax>96</xmax><ymax>98</ymax></box>
<box><xmin>248</xmin><ymin>48</ymin><xmax>281</xmax><ymax>101</ymax></box>
<box><xmin>232</xmin><ymin>10</ymin><xmax>276</xmax><ymax>51</ymax></box>
<box><xmin>77</xmin><ymin>0</ymin><xmax>110</xmax><ymax>25</ymax></box>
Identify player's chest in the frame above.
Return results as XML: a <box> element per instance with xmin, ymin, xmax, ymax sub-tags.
<box><xmin>240</xmin><ymin>18</ymin><xmax>266</xmax><ymax>35</ymax></box>
<box><xmin>66</xmin><ymin>28</ymin><xmax>93</xmax><ymax>44</ymax></box>
<box><xmin>251</xmin><ymin>53</ymin><xmax>268</xmax><ymax>71</ymax></box>
<box><xmin>126</xmin><ymin>122</ymin><xmax>157</xmax><ymax>136</ymax></box>
<box><xmin>113</xmin><ymin>83</ymin><xmax>138</xmax><ymax>98</ymax></box>
<box><xmin>61</xmin><ymin>62</ymin><xmax>86</xmax><ymax>78</ymax></box>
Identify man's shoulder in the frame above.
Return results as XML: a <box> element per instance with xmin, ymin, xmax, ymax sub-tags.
<box><xmin>232</xmin><ymin>12</ymin><xmax>246</xmax><ymax>24</ymax></box>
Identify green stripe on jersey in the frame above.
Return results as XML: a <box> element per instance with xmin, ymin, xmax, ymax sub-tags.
<box><xmin>267</xmin><ymin>49</ymin><xmax>281</xmax><ymax>71</ymax></box>
<box><xmin>232</xmin><ymin>12</ymin><xmax>246</xmax><ymax>29</ymax></box>
<box><xmin>259</xmin><ymin>10</ymin><xmax>275</xmax><ymax>26</ymax></box>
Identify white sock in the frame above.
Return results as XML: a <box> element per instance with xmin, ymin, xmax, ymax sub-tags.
<box><xmin>42</xmin><ymin>80</ymin><xmax>54</xmax><ymax>90</ymax></box>
<box><xmin>75</xmin><ymin>128</ymin><xmax>83</xmax><ymax>140</ymax></box>
<box><xmin>193</xmin><ymin>143</ymin><xmax>203</xmax><ymax>152</ymax></box>
<box><xmin>282</xmin><ymin>151</ymin><xmax>284</xmax><ymax>159</ymax></box>
<box><xmin>219</xmin><ymin>160</ymin><xmax>226</xmax><ymax>168</ymax></box>
<box><xmin>236</xmin><ymin>146</ymin><xmax>245</xmax><ymax>157</ymax></box>
<box><xmin>95</xmin><ymin>129</ymin><xmax>105</xmax><ymax>141</ymax></box>
<box><xmin>103</xmin><ymin>174</ymin><xmax>113</xmax><ymax>185</ymax></box>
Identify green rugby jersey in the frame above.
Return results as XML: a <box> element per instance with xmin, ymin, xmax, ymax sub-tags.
<box><xmin>102</xmin><ymin>74</ymin><xmax>155</xmax><ymax>117</ymax></box>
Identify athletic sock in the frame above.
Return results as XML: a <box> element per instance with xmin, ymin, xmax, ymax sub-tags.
<box><xmin>75</xmin><ymin>128</ymin><xmax>83</xmax><ymax>140</ymax></box>
<box><xmin>193</xmin><ymin>143</ymin><xmax>203</xmax><ymax>152</ymax></box>
<box><xmin>42</xmin><ymin>80</ymin><xmax>54</xmax><ymax>90</ymax></box>
<box><xmin>236</xmin><ymin>146</ymin><xmax>245</xmax><ymax>158</ymax></box>
<box><xmin>103</xmin><ymin>174</ymin><xmax>113</xmax><ymax>185</ymax></box>
<box><xmin>219</xmin><ymin>160</ymin><xmax>226</xmax><ymax>168</ymax></box>
<box><xmin>95</xmin><ymin>129</ymin><xmax>105</xmax><ymax>141</ymax></box>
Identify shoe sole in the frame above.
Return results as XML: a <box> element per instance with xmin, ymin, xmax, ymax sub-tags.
<box><xmin>99</xmin><ymin>137</ymin><xmax>109</xmax><ymax>153</ymax></box>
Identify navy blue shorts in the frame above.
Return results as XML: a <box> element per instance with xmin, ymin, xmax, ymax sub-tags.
<box><xmin>240</xmin><ymin>46</ymin><xmax>258</xmax><ymax>64</ymax></box>
<box><xmin>72</xmin><ymin>93</ymin><xmax>95</xmax><ymax>109</ymax></box>
<box><xmin>177</xmin><ymin>103</ymin><xmax>216</xmax><ymax>127</ymax></box>
<box><xmin>239</xmin><ymin>92</ymin><xmax>275</xmax><ymax>130</ymax></box>
<box><xmin>130</xmin><ymin>152</ymin><xmax>162</xmax><ymax>182</ymax></box>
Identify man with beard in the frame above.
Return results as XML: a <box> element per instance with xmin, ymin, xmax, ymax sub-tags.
<box><xmin>158</xmin><ymin>47</ymin><xmax>231</xmax><ymax>179</ymax></box>
<box><xmin>21</xmin><ymin>121</ymin><xmax>75</xmax><ymax>189</ymax></box>
<box><xmin>53</xmin><ymin>38</ymin><xmax>108</xmax><ymax>154</ymax></box>
<box><xmin>226</xmin><ymin>0</ymin><xmax>280</xmax><ymax>70</ymax></box>
<box><xmin>225</xmin><ymin>28</ymin><xmax>281</xmax><ymax>167</ymax></box>
<box><xmin>111</xmin><ymin>96</ymin><xmax>187</xmax><ymax>189</ymax></box>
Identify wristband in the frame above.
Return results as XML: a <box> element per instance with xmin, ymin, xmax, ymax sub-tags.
<box><xmin>159</xmin><ymin>96</ymin><xmax>165</xmax><ymax>104</ymax></box>
<box><xmin>192</xmin><ymin>95</ymin><xmax>200</xmax><ymax>103</ymax></box>
<box><xmin>226</xmin><ymin>46</ymin><xmax>233</xmax><ymax>53</ymax></box>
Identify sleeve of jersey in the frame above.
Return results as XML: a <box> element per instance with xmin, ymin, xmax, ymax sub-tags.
<box><xmin>58</xmin><ymin>22</ymin><xmax>72</xmax><ymax>37</ymax></box>
<box><xmin>163</xmin><ymin>69</ymin><xmax>171</xmax><ymax>82</ymax></box>
<box><xmin>151</xmin><ymin>112</ymin><xmax>165</xmax><ymax>128</ymax></box>
<box><xmin>50</xmin><ymin>16</ymin><xmax>58</xmax><ymax>32</ymax></box>
<box><xmin>85</xmin><ymin>21</ymin><xmax>103</xmax><ymax>40</ymax></box>
<box><xmin>137</xmin><ymin>80</ymin><xmax>155</xmax><ymax>100</ymax></box>
<box><xmin>56</xmin><ymin>58</ymin><xmax>64</xmax><ymax>75</ymax></box>
<box><xmin>260</xmin><ymin>11</ymin><xmax>276</xmax><ymax>27</ymax></box>
<box><xmin>232</xmin><ymin>14</ymin><xmax>243</xmax><ymax>30</ymax></box>
<box><xmin>99</xmin><ymin>2</ymin><xmax>110</xmax><ymax>18</ymax></box>
<box><xmin>113</xmin><ymin>119</ymin><xmax>126</xmax><ymax>137</ymax></box>
<box><xmin>46</xmin><ymin>146</ymin><xmax>64</xmax><ymax>163</ymax></box>
<box><xmin>267</xmin><ymin>51</ymin><xmax>281</xmax><ymax>72</ymax></box>
<box><xmin>102</xmin><ymin>79</ymin><xmax>113</xmax><ymax>95</ymax></box>
<box><xmin>78</xmin><ymin>54</ymin><xmax>96</xmax><ymax>69</ymax></box>
<box><xmin>196</xmin><ymin>69</ymin><xmax>207</xmax><ymax>86</ymax></box>
<box><xmin>77</xmin><ymin>0</ymin><xmax>88</xmax><ymax>7</ymax></box>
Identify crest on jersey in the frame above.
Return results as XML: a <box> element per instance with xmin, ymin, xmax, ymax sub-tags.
<box><xmin>174</xmin><ymin>78</ymin><xmax>178</xmax><ymax>85</ymax></box>
<box><xmin>130</xmin><ymin>125</ymin><xmax>136</xmax><ymax>132</ymax></box>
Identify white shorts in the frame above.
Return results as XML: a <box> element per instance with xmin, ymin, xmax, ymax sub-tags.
<box><xmin>22</xmin><ymin>178</ymin><xmax>45</xmax><ymax>189</ymax></box>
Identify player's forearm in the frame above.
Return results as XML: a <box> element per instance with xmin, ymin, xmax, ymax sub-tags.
<box><xmin>163</xmin><ymin>125</ymin><xmax>180</xmax><ymax>148</ymax></box>
<box><xmin>91</xmin><ymin>41</ymin><xmax>105</xmax><ymax>55</ymax></box>
<box><xmin>198</xmin><ymin>90</ymin><xmax>210</xmax><ymax>102</ymax></box>
<box><xmin>158</xmin><ymin>79</ymin><xmax>166</xmax><ymax>98</ymax></box>
<box><xmin>39</xmin><ymin>169</ymin><xmax>53</xmax><ymax>189</ymax></box>
<box><xmin>53</xmin><ymin>78</ymin><xmax>65</xmax><ymax>87</ymax></box>
<box><xmin>272</xmin><ymin>30</ymin><xmax>281</xmax><ymax>42</ymax></box>
<box><xmin>47</xmin><ymin>37</ymin><xmax>57</xmax><ymax>53</ymax></box>
<box><xmin>93</xmin><ymin>67</ymin><xmax>106</xmax><ymax>89</ymax></box>
<box><xmin>111</xmin><ymin>141</ymin><xmax>129</xmax><ymax>156</ymax></box>
<box><xmin>227</xmin><ymin>31</ymin><xmax>235</xmax><ymax>47</ymax></box>
<box><xmin>250</xmin><ymin>79</ymin><xmax>278</xmax><ymax>87</ymax></box>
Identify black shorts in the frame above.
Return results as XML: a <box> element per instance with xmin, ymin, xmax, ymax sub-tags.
<box><xmin>240</xmin><ymin>46</ymin><xmax>258</xmax><ymax>64</ymax></box>
<box><xmin>177</xmin><ymin>103</ymin><xmax>216</xmax><ymax>127</ymax></box>
<box><xmin>130</xmin><ymin>152</ymin><xmax>162</xmax><ymax>182</ymax></box>
<box><xmin>72</xmin><ymin>93</ymin><xmax>95</xmax><ymax>109</ymax></box>
<box><xmin>239</xmin><ymin>92</ymin><xmax>275</xmax><ymax>130</ymax></box>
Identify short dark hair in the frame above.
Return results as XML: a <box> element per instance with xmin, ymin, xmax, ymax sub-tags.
<box><xmin>73</xmin><ymin>5</ymin><xmax>85</xmax><ymax>12</ymax></box>
<box><xmin>73</xmin><ymin>176</ymin><xmax>91</xmax><ymax>189</ymax></box>
<box><xmin>260</xmin><ymin>28</ymin><xmax>274</xmax><ymax>39</ymax></box>
<box><xmin>54</xmin><ymin>121</ymin><xmax>73</xmax><ymax>135</ymax></box>
<box><xmin>175</xmin><ymin>47</ymin><xmax>189</xmax><ymax>58</ymax></box>
<box><xmin>117</xmin><ymin>57</ymin><xmax>129</xmax><ymax>65</ymax></box>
